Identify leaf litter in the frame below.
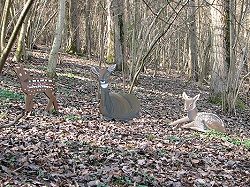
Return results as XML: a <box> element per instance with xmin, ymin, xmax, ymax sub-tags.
<box><xmin>0</xmin><ymin>50</ymin><xmax>249</xmax><ymax>186</ymax></box>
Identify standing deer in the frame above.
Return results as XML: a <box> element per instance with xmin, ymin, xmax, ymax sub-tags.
<box><xmin>13</xmin><ymin>65</ymin><xmax>58</xmax><ymax>112</ymax></box>
<box><xmin>91</xmin><ymin>64</ymin><xmax>140</xmax><ymax>120</ymax></box>
<box><xmin>169</xmin><ymin>92</ymin><xmax>226</xmax><ymax>132</ymax></box>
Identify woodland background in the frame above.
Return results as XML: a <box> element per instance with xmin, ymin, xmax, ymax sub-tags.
<box><xmin>0</xmin><ymin>0</ymin><xmax>250</xmax><ymax>186</ymax></box>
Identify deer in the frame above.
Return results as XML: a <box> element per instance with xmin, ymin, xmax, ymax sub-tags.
<box><xmin>13</xmin><ymin>65</ymin><xmax>59</xmax><ymax>112</ymax></box>
<box><xmin>91</xmin><ymin>64</ymin><xmax>140</xmax><ymax>120</ymax></box>
<box><xmin>169</xmin><ymin>92</ymin><xmax>226</xmax><ymax>132</ymax></box>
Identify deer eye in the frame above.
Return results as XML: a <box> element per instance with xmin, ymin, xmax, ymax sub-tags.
<box><xmin>189</xmin><ymin>103</ymin><xmax>193</xmax><ymax>107</ymax></box>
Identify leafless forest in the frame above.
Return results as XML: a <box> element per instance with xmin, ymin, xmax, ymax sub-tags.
<box><xmin>0</xmin><ymin>0</ymin><xmax>249</xmax><ymax>186</ymax></box>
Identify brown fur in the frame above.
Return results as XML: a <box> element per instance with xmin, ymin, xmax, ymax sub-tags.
<box><xmin>13</xmin><ymin>65</ymin><xmax>58</xmax><ymax>112</ymax></box>
<box><xmin>91</xmin><ymin>65</ymin><xmax>140</xmax><ymax>120</ymax></box>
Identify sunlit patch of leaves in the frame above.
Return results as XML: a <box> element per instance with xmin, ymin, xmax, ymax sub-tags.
<box><xmin>60</xmin><ymin>72</ymin><xmax>76</xmax><ymax>78</ymax></box>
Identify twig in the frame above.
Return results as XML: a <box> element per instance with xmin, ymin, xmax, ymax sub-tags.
<box><xmin>0</xmin><ymin>111</ymin><xmax>25</xmax><ymax>129</ymax></box>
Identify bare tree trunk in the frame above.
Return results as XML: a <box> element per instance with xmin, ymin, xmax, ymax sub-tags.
<box><xmin>85</xmin><ymin>0</ymin><xmax>91</xmax><ymax>58</ymax></box>
<box><xmin>106</xmin><ymin>0</ymin><xmax>114</xmax><ymax>63</ymax></box>
<box><xmin>98</xmin><ymin>9</ymin><xmax>105</xmax><ymax>66</ymax></box>
<box><xmin>113</xmin><ymin>0</ymin><xmax>126</xmax><ymax>71</ymax></box>
<box><xmin>210</xmin><ymin>0</ymin><xmax>228</xmax><ymax>107</ymax></box>
<box><xmin>13</xmin><ymin>0</ymin><xmax>30</xmax><ymax>63</ymax></box>
<box><xmin>0</xmin><ymin>1</ymin><xmax>4</xmax><ymax>21</ymax></box>
<box><xmin>66</xmin><ymin>0</ymin><xmax>81</xmax><ymax>55</ymax></box>
<box><xmin>225</xmin><ymin>0</ymin><xmax>238</xmax><ymax>114</ymax></box>
<box><xmin>0</xmin><ymin>0</ymin><xmax>11</xmax><ymax>52</ymax></box>
<box><xmin>47</xmin><ymin>0</ymin><xmax>66</xmax><ymax>78</ymax></box>
<box><xmin>188</xmin><ymin>0</ymin><xmax>198</xmax><ymax>81</ymax></box>
<box><xmin>0</xmin><ymin>0</ymin><xmax>34</xmax><ymax>74</ymax></box>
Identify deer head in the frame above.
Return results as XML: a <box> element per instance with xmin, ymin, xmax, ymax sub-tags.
<box><xmin>91</xmin><ymin>64</ymin><xmax>140</xmax><ymax>120</ymax></box>
<box><xmin>91</xmin><ymin>64</ymin><xmax>116</xmax><ymax>88</ymax></box>
<box><xmin>13</xmin><ymin>65</ymin><xmax>58</xmax><ymax>112</ymax></box>
<box><xmin>183</xmin><ymin>92</ymin><xmax>200</xmax><ymax>112</ymax></box>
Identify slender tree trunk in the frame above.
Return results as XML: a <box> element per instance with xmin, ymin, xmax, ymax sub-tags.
<box><xmin>0</xmin><ymin>0</ymin><xmax>34</xmax><ymax>74</ymax></box>
<box><xmin>98</xmin><ymin>10</ymin><xmax>105</xmax><ymax>66</ymax></box>
<box><xmin>188</xmin><ymin>0</ymin><xmax>198</xmax><ymax>81</ymax></box>
<box><xmin>47</xmin><ymin>0</ymin><xmax>66</xmax><ymax>78</ymax></box>
<box><xmin>0</xmin><ymin>1</ymin><xmax>4</xmax><ymax>21</ymax></box>
<box><xmin>85</xmin><ymin>0</ymin><xmax>91</xmax><ymax>58</ymax></box>
<box><xmin>106</xmin><ymin>0</ymin><xmax>114</xmax><ymax>63</ymax></box>
<box><xmin>129</xmin><ymin>0</ymin><xmax>138</xmax><ymax>81</ymax></box>
<box><xmin>0</xmin><ymin>0</ymin><xmax>11</xmax><ymax>52</ymax></box>
<box><xmin>13</xmin><ymin>1</ymin><xmax>30</xmax><ymax>62</ymax></box>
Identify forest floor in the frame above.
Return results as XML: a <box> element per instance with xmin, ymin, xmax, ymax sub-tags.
<box><xmin>0</xmin><ymin>47</ymin><xmax>250</xmax><ymax>187</ymax></box>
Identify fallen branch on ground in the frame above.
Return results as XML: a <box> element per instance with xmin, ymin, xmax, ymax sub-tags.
<box><xmin>0</xmin><ymin>111</ymin><xmax>25</xmax><ymax>129</ymax></box>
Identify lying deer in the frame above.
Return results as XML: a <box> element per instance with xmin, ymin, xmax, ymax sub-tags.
<box><xmin>13</xmin><ymin>65</ymin><xmax>59</xmax><ymax>112</ymax></box>
<box><xmin>169</xmin><ymin>92</ymin><xmax>226</xmax><ymax>132</ymax></box>
<box><xmin>91</xmin><ymin>64</ymin><xmax>140</xmax><ymax>120</ymax></box>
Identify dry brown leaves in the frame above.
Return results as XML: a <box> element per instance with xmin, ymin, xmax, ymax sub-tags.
<box><xmin>0</xmin><ymin>51</ymin><xmax>249</xmax><ymax>186</ymax></box>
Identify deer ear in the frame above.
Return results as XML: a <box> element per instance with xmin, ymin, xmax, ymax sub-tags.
<box><xmin>193</xmin><ymin>94</ymin><xmax>200</xmax><ymax>101</ymax></box>
<box><xmin>107</xmin><ymin>64</ymin><xmax>116</xmax><ymax>73</ymax></box>
<box><xmin>182</xmin><ymin>92</ymin><xmax>188</xmax><ymax>99</ymax></box>
<box><xmin>91</xmin><ymin>66</ymin><xmax>100</xmax><ymax>76</ymax></box>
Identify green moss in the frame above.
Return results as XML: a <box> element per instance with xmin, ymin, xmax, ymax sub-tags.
<box><xmin>0</xmin><ymin>90</ymin><xmax>24</xmax><ymax>100</ymax></box>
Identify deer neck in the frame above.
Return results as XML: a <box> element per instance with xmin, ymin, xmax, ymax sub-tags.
<box><xmin>100</xmin><ymin>87</ymin><xmax>114</xmax><ymax>116</ymax></box>
<box><xmin>187</xmin><ymin>107</ymin><xmax>198</xmax><ymax>121</ymax></box>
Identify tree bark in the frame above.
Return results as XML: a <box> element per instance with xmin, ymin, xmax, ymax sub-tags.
<box><xmin>84</xmin><ymin>0</ymin><xmax>91</xmax><ymax>58</ymax></box>
<box><xmin>210</xmin><ymin>0</ymin><xmax>228</xmax><ymax>105</ymax></box>
<box><xmin>66</xmin><ymin>0</ymin><xmax>81</xmax><ymax>55</ymax></box>
<box><xmin>0</xmin><ymin>0</ymin><xmax>34</xmax><ymax>74</ymax></box>
<box><xmin>47</xmin><ymin>0</ymin><xmax>66</xmax><ymax>78</ymax></box>
<box><xmin>188</xmin><ymin>0</ymin><xmax>198</xmax><ymax>81</ymax></box>
<box><xmin>13</xmin><ymin>0</ymin><xmax>30</xmax><ymax>63</ymax></box>
<box><xmin>106</xmin><ymin>0</ymin><xmax>114</xmax><ymax>63</ymax></box>
<box><xmin>226</xmin><ymin>0</ymin><xmax>237</xmax><ymax>113</ymax></box>
<box><xmin>113</xmin><ymin>0</ymin><xmax>126</xmax><ymax>71</ymax></box>
<box><xmin>0</xmin><ymin>0</ymin><xmax>11</xmax><ymax>52</ymax></box>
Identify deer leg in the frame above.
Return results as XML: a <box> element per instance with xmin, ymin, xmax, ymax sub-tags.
<box><xmin>52</xmin><ymin>94</ymin><xmax>59</xmax><ymax>111</ymax></box>
<box><xmin>182</xmin><ymin>121</ymin><xmax>206</xmax><ymax>132</ymax></box>
<box><xmin>169</xmin><ymin>116</ymin><xmax>189</xmax><ymax>126</ymax></box>
<box><xmin>25</xmin><ymin>94</ymin><xmax>34</xmax><ymax>111</ymax></box>
<box><xmin>182</xmin><ymin>121</ymin><xmax>195</xmax><ymax>128</ymax></box>
<box><xmin>45</xmin><ymin>91</ymin><xmax>58</xmax><ymax>112</ymax></box>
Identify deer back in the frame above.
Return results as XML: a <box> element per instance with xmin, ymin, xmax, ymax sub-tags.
<box><xmin>196</xmin><ymin>112</ymin><xmax>226</xmax><ymax>132</ymax></box>
<box><xmin>14</xmin><ymin>65</ymin><xmax>56</xmax><ymax>95</ymax></box>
